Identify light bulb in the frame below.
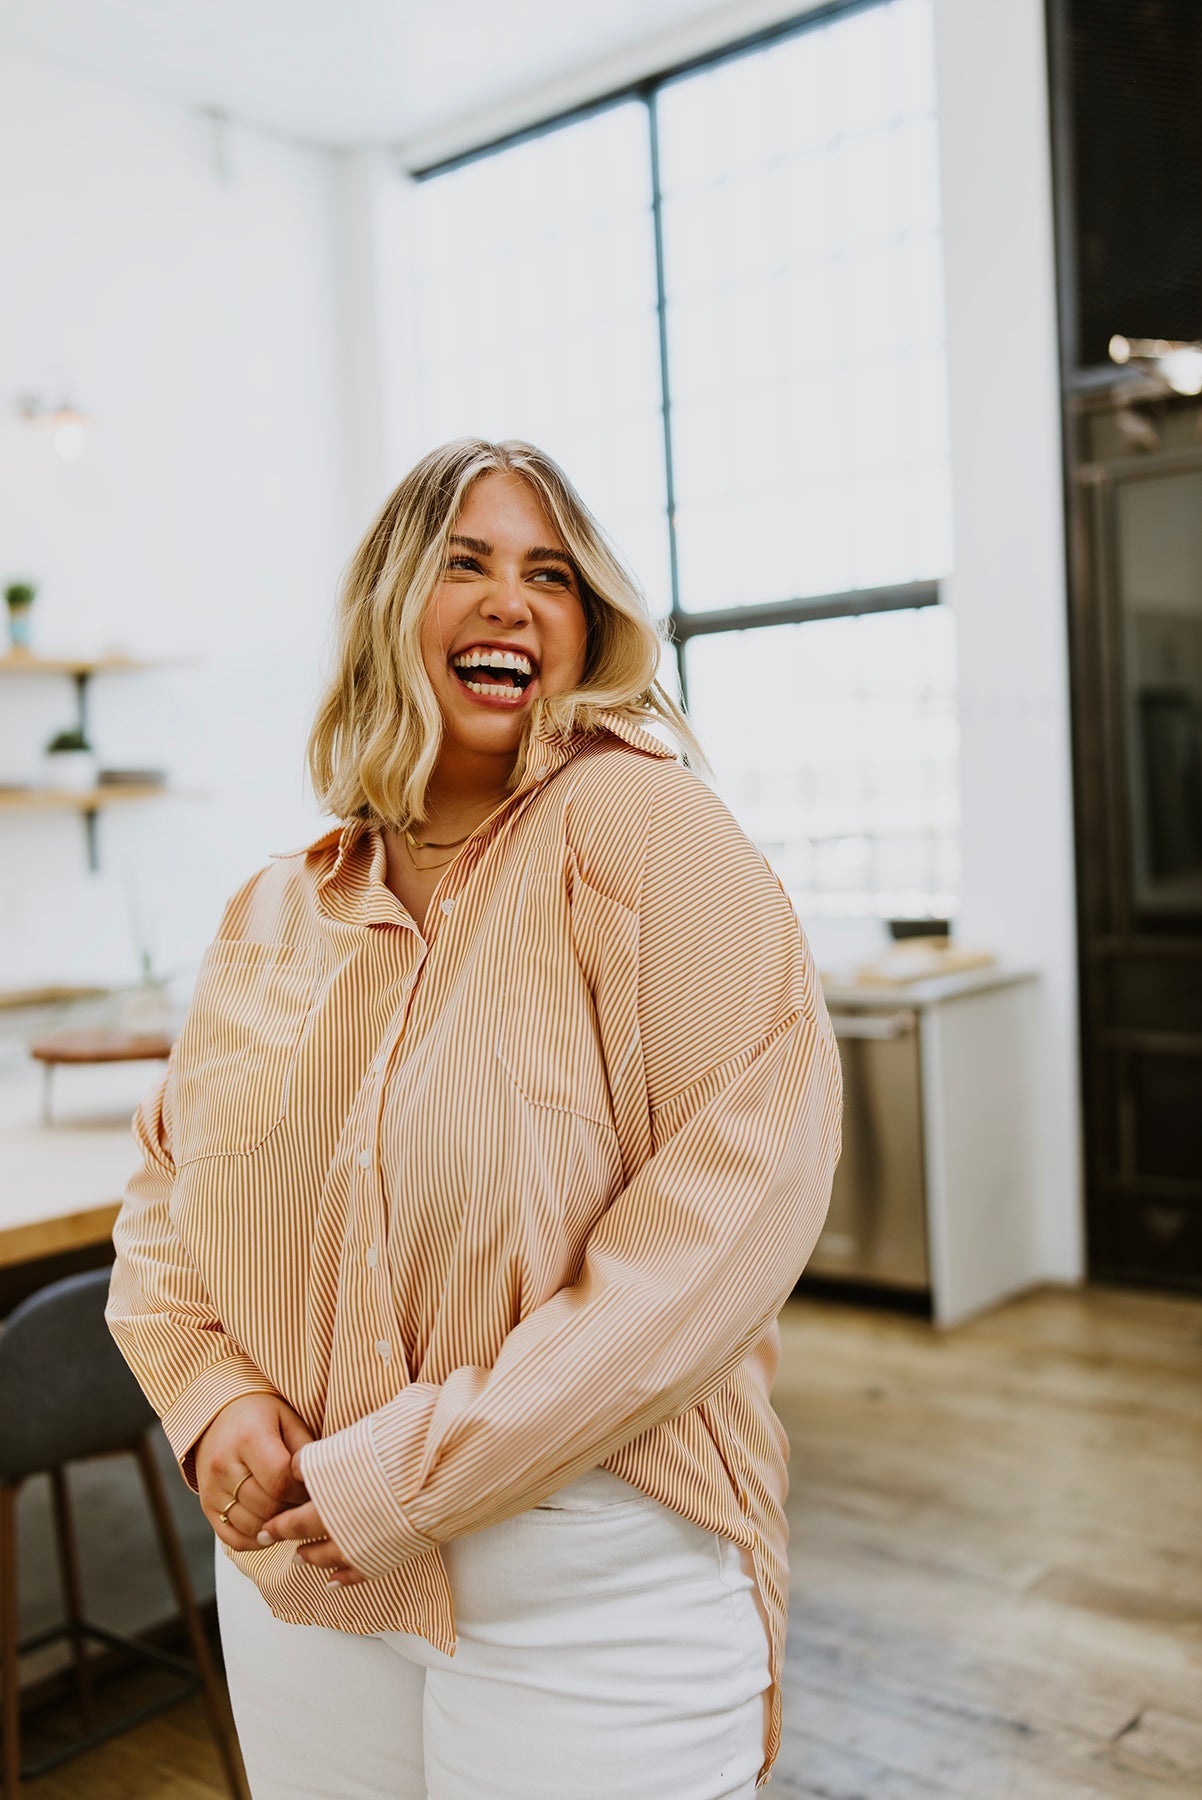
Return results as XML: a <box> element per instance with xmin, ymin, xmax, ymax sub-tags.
<box><xmin>53</xmin><ymin>415</ymin><xmax>87</xmax><ymax>460</ymax></box>
<box><xmin>1158</xmin><ymin>347</ymin><xmax>1202</xmax><ymax>397</ymax></box>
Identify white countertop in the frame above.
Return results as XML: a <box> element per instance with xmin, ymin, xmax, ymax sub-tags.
<box><xmin>0</xmin><ymin>1058</ymin><xmax>147</xmax><ymax>1261</ymax></box>
<box><xmin>820</xmin><ymin>965</ymin><xmax>1038</xmax><ymax>1010</ymax></box>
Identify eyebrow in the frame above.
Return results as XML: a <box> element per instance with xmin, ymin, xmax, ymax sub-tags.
<box><xmin>448</xmin><ymin>534</ymin><xmax>575</xmax><ymax>569</ymax></box>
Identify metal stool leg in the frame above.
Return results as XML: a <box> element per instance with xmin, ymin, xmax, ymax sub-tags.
<box><xmin>49</xmin><ymin>1467</ymin><xmax>95</xmax><ymax>1730</ymax></box>
<box><xmin>132</xmin><ymin>1436</ymin><xmax>250</xmax><ymax>1800</ymax></box>
<box><xmin>1</xmin><ymin>1483</ymin><xmax>22</xmax><ymax>1800</ymax></box>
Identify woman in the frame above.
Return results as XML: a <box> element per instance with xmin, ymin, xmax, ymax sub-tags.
<box><xmin>107</xmin><ymin>437</ymin><xmax>842</xmax><ymax>1799</ymax></box>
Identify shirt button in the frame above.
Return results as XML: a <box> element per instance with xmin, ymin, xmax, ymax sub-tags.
<box><xmin>366</xmin><ymin>1245</ymin><xmax>379</xmax><ymax>1268</ymax></box>
<box><xmin>375</xmin><ymin>1339</ymin><xmax>391</xmax><ymax>1362</ymax></box>
<box><xmin>357</xmin><ymin>1149</ymin><xmax>372</xmax><ymax>1169</ymax></box>
<box><xmin>440</xmin><ymin>898</ymin><xmax>455</xmax><ymax>916</ymax></box>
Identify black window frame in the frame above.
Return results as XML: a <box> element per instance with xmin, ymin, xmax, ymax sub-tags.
<box><xmin>411</xmin><ymin>0</ymin><xmax>943</xmax><ymax>703</ymax></box>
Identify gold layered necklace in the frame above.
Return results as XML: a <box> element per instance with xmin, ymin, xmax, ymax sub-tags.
<box><xmin>400</xmin><ymin>802</ymin><xmax>499</xmax><ymax>870</ymax></box>
<box><xmin>400</xmin><ymin>824</ymin><xmax>471</xmax><ymax>872</ymax></box>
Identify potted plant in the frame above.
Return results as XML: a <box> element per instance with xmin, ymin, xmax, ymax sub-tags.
<box><xmin>5</xmin><ymin>580</ymin><xmax>37</xmax><ymax>652</ymax></box>
<box><xmin>44</xmin><ymin>726</ymin><xmax>98</xmax><ymax>793</ymax></box>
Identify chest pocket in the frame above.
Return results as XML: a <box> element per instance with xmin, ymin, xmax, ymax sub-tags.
<box><xmin>173</xmin><ymin>940</ymin><xmax>322</xmax><ymax>1162</ymax></box>
<box><xmin>494</xmin><ymin>964</ymin><xmax>613</xmax><ymax>1128</ymax></box>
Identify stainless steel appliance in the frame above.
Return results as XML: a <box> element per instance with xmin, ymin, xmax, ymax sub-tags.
<box><xmin>808</xmin><ymin>1006</ymin><xmax>929</xmax><ymax>1290</ymax></box>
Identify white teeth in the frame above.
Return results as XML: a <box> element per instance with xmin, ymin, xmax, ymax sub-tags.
<box><xmin>462</xmin><ymin>679</ymin><xmax>525</xmax><ymax>701</ymax></box>
<box><xmin>451</xmin><ymin>648</ymin><xmax>534</xmax><ymax>676</ymax></box>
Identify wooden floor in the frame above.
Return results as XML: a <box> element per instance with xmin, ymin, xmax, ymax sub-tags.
<box><xmin>15</xmin><ymin>1281</ymin><xmax>1202</xmax><ymax>1797</ymax></box>
<box><xmin>775</xmin><ymin>1281</ymin><xmax>1202</xmax><ymax>1798</ymax></box>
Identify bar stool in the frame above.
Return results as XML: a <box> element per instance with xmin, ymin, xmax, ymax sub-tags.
<box><xmin>0</xmin><ymin>1267</ymin><xmax>247</xmax><ymax>1797</ymax></box>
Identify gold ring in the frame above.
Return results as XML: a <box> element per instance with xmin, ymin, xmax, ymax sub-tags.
<box><xmin>219</xmin><ymin>1471</ymin><xmax>251</xmax><ymax>1527</ymax></box>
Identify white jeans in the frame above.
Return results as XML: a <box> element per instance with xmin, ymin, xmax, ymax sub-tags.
<box><xmin>215</xmin><ymin>1470</ymin><xmax>771</xmax><ymax>1800</ymax></box>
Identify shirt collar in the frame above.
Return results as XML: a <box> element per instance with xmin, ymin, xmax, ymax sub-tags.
<box><xmin>270</xmin><ymin>710</ymin><xmax>676</xmax><ymax>873</ymax></box>
<box><xmin>272</xmin><ymin>711</ymin><xmax>678</xmax><ymax>926</ymax></box>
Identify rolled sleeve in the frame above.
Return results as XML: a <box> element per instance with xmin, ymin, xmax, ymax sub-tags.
<box><xmin>295</xmin><ymin>1395</ymin><xmax>439</xmax><ymax>1577</ymax></box>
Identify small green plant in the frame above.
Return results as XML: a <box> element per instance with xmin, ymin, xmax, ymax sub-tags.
<box><xmin>46</xmin><ymin>727</ymin><xmax>92</xmax><ymax>753</ymax></box>
<box><xmin>5</xmin><ymin>581</ymin><xmax>37</xmax><ymax>610</ymax></box>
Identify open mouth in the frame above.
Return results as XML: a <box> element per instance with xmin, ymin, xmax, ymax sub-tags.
<box><xmin>450</xmin><ymin>647</ymin><xmax>537</xmax><ymax>704</ymax></box>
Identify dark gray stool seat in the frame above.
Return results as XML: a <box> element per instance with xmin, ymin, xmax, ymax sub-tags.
<box><xmin>0</xmin><ymin>1267</ymin><xmax>247</xmax><ymax>1796</ymax></box>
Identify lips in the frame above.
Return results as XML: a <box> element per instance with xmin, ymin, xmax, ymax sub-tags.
<box><xmin>449</xmin><ymin>643</ymin><xmax>538</xmax><ymax>706</ymax></box>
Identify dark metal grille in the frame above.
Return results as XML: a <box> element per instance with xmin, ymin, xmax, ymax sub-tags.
<box><xmin>1068</xmin><ymin>0</ymin><xmax>1202</xmax><ymax>367</ymax></box>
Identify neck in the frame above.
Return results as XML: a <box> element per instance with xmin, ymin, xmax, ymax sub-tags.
<box><xmin>421</xmin><ymin>742</ymin><xmax>516</xmax><ymax>827</ymax></box>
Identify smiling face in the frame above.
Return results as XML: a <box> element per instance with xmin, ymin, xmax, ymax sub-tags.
<box><xmin>420</xmin><ymin>470</ymin><xmax>589</xmax><ymax>781</ymax></box>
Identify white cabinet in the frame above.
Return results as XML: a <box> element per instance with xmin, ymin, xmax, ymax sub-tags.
<box><xmin>810</xmin><ymin>969</ymin><xmax>1042</xmax><ymax>1328</ymax></box>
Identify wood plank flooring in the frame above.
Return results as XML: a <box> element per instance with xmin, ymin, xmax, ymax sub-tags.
<box><xmin>774</xmin><ymin>1281</ymin><xmax>1202</xmax><ymax>1798</ymax></box>
<box><xmin>15</xmin><ymin>1280</ymin><xmax>1202</xmax><ymax>1797</ymax></box>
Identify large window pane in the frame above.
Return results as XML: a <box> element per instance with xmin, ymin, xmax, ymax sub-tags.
<box><xmin>685</xmin><ymin>607</ymin><xmax>958</xmax><ymax>918</ymax></box>
<box><xmin>413</xmin><ymin>105</ymin><xmax>671</xmax><ymax>614</ymax></box>
<box><xmin>658</xmin><ymin>0</ymin><xmax>953</xmax><ymax>611</ymax></box>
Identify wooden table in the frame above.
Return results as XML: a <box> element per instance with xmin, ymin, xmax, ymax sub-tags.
<box><xmin>0</xmin><ymin>1121</ymin><xmax>136</xmax><ymax>1270</ymax></box>
<box><xmin>28</xmin><ymin>1025</ymin><xmax>173</xmax><ymax>1125</ymax></box>
<box><xmin>0</xmin><ymin>1060</ymin><xmax>151</xmax><ymax>1273</ymax></box>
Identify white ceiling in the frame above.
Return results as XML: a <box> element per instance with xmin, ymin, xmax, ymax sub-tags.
<box><xmin>0</xmin><ymin>0</ymin><xmax>811</xmax><ymax>158</ymax></box>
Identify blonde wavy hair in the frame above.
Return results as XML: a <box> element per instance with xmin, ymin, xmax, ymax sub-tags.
<box><xmin>306</xmin><ymin>437</ymin><xmax>706</xmax><ymax>828</ymax></box>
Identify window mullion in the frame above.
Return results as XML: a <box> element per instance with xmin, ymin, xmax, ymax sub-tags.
<box><xmin>646</xmin><ymin>87</ymin><xmax>687</xmax><ymax>703</ymax></box>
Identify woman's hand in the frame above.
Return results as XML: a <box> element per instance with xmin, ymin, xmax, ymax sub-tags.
<box><xmin>195</xmin><ymin>1393</ymin><xmax>316</xmax><ymax>1552</ymax></box>
<box><xmin>255</xmin><ymin>1451</ymin><xmax>367</xmax><ymax>1587</ymax></box>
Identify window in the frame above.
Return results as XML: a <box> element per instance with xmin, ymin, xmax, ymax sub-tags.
<box><xmin>412</xmin><ymin>0</ymin><xmax>955</xmax><ymax>919</ymax></box>
<box><xmin>685</xmin><ymin>607</ymin><xmax>957</xmax><ymax>918</ymax></box>
<box><xmin>657</xmin><ymin>0</ymin><xmax>951</xmax><ymax>609</ymax></box>
<box><xmin>412</xmin><ymin>103</ymin><xmax>672</xmax><ymax>615</ymax></box>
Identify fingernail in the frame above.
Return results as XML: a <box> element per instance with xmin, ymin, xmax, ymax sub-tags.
<box><xmin>326</xmin><ymin>1577</ymin><xmax>341</xmax><ymax>1587</ymax></box>
<box><xmin>257</xmin><ymin>1531</ymin><xmax>271</xmax><ymax>1546</ymax></box>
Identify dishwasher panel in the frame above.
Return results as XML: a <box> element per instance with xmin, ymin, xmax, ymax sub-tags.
<box><xmin>808</xmin><ymin>1008</ymin><xmax>929</xmax><ymax>1290</ymax></box>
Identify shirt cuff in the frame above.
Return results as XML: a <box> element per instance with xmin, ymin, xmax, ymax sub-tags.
<box><xmin>297</xmin><ymin>1405</ymin><xmax>438</xmax><ymax>1579</ymax></box>
<box><xmin>162</xmin><ymin>1355</ymin><xmax>280</xmax><ymax>1492</ymax></box>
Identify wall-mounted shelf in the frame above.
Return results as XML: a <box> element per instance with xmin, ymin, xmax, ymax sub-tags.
<box><xmin>0</xmin><ymin>651</ymin><xmax>195</xmax><ymax>868</ymax></box>
<box><xmin>0</xmin><ymin>653</ymin><xmax>167</xmax><ymax>676</ymax></box>
<box><xmin>0</xmin><ymin>784</ymin><xmax>180</xmax><ymax>811</ymax></box>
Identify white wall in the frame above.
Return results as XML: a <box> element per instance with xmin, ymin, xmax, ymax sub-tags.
<box><xmin>0</xmin><ymin>50</ymin><xmax>345</xmax><ymax>992</ymax></box>
<box><xmin>933</xmin><ymin>0</ymin><xmax>1083</xmax><ymax>1281</ymax></box>
<box><xmin>333</xmin><ymin>148</ymin><xmax>423</xmax><ymax>531</ymax></box>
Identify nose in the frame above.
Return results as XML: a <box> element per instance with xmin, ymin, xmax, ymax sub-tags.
<box><xmin>481</xmin><ymin>572</ymin><xmax>532</xmax><ymax>627</ymax></box>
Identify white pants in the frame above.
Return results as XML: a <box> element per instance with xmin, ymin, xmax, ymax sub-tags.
<box><xmin>215</xmin><ymin>1470</ymin><xmax>771</xmax><ymax>1800</ymax></box>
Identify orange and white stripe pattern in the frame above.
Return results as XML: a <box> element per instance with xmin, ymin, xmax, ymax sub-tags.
<box><xmin>107</xmin><ymin>711</ymin><xmax>842</xmax><ymax>1786</ymax></box>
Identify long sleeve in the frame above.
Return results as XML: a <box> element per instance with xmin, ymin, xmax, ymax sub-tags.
<box><xmin>298</xmin><ymin>765</ymin><xmax>842</xmax><ymax>1578</ymax></box>
<box><xmin>106</xmin><ymin>1036</ymin><xmax>279</xmax><ymax>1489</ymax></box>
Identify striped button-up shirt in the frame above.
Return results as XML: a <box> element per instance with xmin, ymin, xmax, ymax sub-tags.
<box><xmin>107</xmin><ymin>711</ymin><xmax>841</xmax><ymax>1785</ymax></box>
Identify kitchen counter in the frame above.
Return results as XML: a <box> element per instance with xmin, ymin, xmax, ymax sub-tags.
<box><xmin>808</xmin><ymin>967</ymin><xmax>1043</xmax><ymax>1328</ymax></box>
<box><xmin>820</xmin><ymin>964</ymin><xmax>1036</xmax><ymax>1010</ymax></box>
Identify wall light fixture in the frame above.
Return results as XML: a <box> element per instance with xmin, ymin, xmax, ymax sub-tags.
<box><xmin>17</xmin><ymin>393</ymin><xmax>94</xmax><ymax>461</ymax></box>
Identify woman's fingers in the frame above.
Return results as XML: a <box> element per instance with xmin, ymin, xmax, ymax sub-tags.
<box><xmin>211</xmin><ymin>1512</ymin><xmax>269</xmax><ymax>1554</ymax></box>
<box><xmin>257</xmin><ymin>1501</ymin><xmax>366</xmax><ymax>1585</ymax></box>
<box><xmin>257</xmin><ymin>1499</ymin><xmax>325</xmax><ymax>1545</ymax></box>
<box><xmin>296</xmin><ymin>1538</ymin><xmax>343</xmax><ymax>1569</ymax></box>
<box><xmin>219</xmin><ymin>1472</ymin><xmax>291</xmax><ymax>1529</ymax></box>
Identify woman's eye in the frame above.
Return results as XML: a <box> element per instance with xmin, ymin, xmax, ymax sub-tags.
<box><xmin>531</xmin><ymin>568</ymin><xmax>572</xmax><ymax>586</ymax></box>
<box><xmin>445</xmin><ymin>556</ymin><xmax>480</xmax><ymax>572</ymax></box>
